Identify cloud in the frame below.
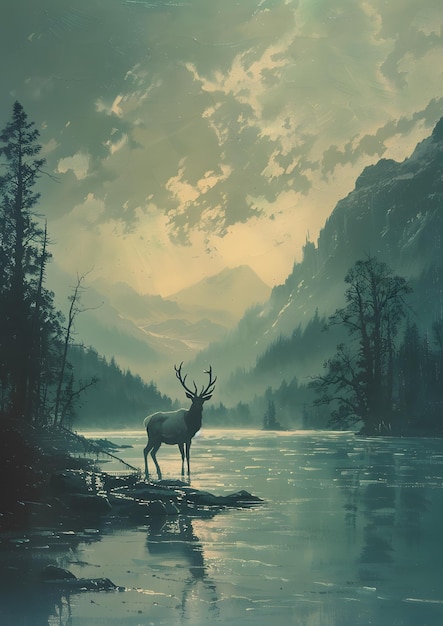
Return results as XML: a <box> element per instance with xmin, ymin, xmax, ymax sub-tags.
<box><xmin>165</xmin><ymin>162</ymin><xmax>233</xmax><ymax>239</ymax></box>
<box><xmin>320</xmin><ymin>100</ymin><xmax>443</xmax><ymax>177</ymax></box>
<box><xmin>57</xmin><ymin>152</ymin><xmax>90</xmax><ymax>180</ymax></box>
<box><xmin>3</xmin><ymin>0</ymin><xmax>443</xmax><ymax>294</ymax></box>
<box><xmin>374</xmin><ymin>0</ymin><xmax>443</xmax><ymax>87</ymax></box>
<box><xmin>95</xmin><ymin>95</ymin><xmax>125</xmax><ymax>118</ymax></box>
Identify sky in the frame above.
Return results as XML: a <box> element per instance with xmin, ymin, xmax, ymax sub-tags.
<box><xmin>2</xmin><ymin>0</ymin><xmax>443</xmax><ymax>297</ymax></box>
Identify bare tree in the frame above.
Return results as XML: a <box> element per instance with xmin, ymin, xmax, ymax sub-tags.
<box><xmin>53</xmin><ymin>271</ymin><xmax>97</xmax><ymax>427</ymax></box>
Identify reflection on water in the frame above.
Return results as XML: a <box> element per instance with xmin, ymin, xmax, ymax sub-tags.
<box><xmin>0</xmin><ymin>530</ymin><xmax>93</xmax><ymax>626</ymax></box>
<box><xmin>146</xmin><ymin>515</ymin><xmax>220</xmax><ymax>620</ymax></box>
<box><xmin>2</xmin><ymin>430</ymin><xmax>443</xmax><ymax>625</ymax></box>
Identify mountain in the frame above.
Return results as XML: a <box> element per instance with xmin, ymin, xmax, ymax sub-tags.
<box><xmin>169</xmin><ymin>265</ymin><xmax>271</xmax><ymax>323</ymax></box>
<box><xmin>92</xmin><ymin>280</ymin><xmax>182</xmax><ymax>324</ymax></box>
<box><xmin>192</xmin><ymin>118</ymin><xmax>443</xmax><ymax>403</ymax></box>
<box><xmin>49</xmin><ymin>265</ymin><xmax>270</xmax><ymax>395</ymax></box>
<box><xmin>51</xmin><ymin>122</ymin><xmax>443</xmax><ymax>407</ymax></box>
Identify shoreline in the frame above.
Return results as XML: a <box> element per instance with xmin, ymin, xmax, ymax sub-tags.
<box><xmin>0</xmin><ymin>420</ymin><xmax>263</xmax><ymax>609</ymax></box>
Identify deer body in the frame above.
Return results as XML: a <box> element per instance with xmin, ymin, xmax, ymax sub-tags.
<box><xmin>143</xmin><ymin>364</ymin><xmax>216</xmax><ymax>480</ymax></box>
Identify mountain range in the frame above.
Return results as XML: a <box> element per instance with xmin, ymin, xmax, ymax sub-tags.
<box><xmin>59</xmin><ymin>117</ymin><xmax>443</xmax><ymax>409</ymax></box>
<box><xmin>52</xmin><ymin>264</ymin><xmax>271</xmax><ymax>394</ymax></box>
<box><xmin>190</xmin><ymin>118</ymin><xmax>443</xmax><ymax>404</ymax></box>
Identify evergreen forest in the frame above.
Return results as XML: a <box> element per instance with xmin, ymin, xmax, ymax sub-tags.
<box><xmin>1</xmin><ymin>102</ymin><xmax>442</xmax><ymax>437</ymax></box>
<box><xmin>0</xmin><ymin>102</ymin><xmax>169</xmax><ymax>431</ymax></box>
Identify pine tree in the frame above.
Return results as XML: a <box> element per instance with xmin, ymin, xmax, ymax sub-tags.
<box><xmin>0</xmin><ymin>102</ymin><xmax>54</xmax><ymax>420</ymax></box>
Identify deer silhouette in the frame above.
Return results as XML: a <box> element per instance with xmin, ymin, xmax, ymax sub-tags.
<box><xmin>143</xmin><ymin>363</ymin><xmax>216</xmax><ymax>480</ymax></box>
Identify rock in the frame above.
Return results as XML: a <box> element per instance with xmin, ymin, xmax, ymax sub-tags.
<box><xmin>179</xmin><ymin>488</ymin><xmax>263</xmax><ymax>508</ymax></box>
<box><xmin>112</xmin><ymin>482</ymin><xmax>182</xmax><ymax>502</ymax></box>
<box><xmin>102</xmin><ymin>472</ymin><xmax>140</xmax><ymax>491</ymax></box>
<box><xmin>50</xmin><ymin>471</ymin><xmax>89</xmax><ymax>495</ymax></box>
<box><xmin>109</xmin><ymin>478</ymin><xmax>264</xmax><ymax>514</ymax></box>
<box><xmin>110</xmin><ymin>490</ymin><xmax>177</xmax><ymax>520</ymax></box>
<box><xmin>157</xmin><ymin>479</ymin><xmax>189</xmax><ymax>488</ymax></box>
<box><xmin>223</xmin><ymin>490</ymin><xmax>264</xmax><ymax>506</ymax></box>
<box><xmin>41</xmin><ymin>565</ymin><xmax>77</xmax><ymax>581</ymax></box>
<box><xmin>66</xmin><ymin>493</ymin><xmax>112</xmax><ymax>515</ymax></box>
<box><xmin>71</xmin><ymin>577</ymin><xmax>123</xmax><ymax>592</ymax></box>
<box><xmin>183</xmin><ymin>490</ymin><xmax>224</xmax><ymax>507</ymax></box>
<box><xmin>16</xmin><ymin>500</ymin><xmax>53</xmax><ymax>519</ymax></box>
<box><xmin>41</xmin><ymin>566</ymin><xmax>123</xmax><ymax>591</ymax></box>
<box><xmin>145</xmin><ymin>500</ymin><xmax>171</xmax><ymax>516</ymax></box>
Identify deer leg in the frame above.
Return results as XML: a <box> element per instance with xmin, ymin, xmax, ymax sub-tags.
<box><xmin>143</xmin><ymin>441</ymin><xmax>154</xmax><ymax>479</ymax></box>
<box><xmin>185</xmin><ymin>440</ymin><xmax>191</xmax><ymax>475</ymax></box>
<box><xmin>151</xmin><ymin>443</ymin><xmax>162</xmax><ymax>480</ymax></box>
<box><xmin>178</xmin><ymin>443</ymin><xmax>185</xmax><ymax>475</ymax></box>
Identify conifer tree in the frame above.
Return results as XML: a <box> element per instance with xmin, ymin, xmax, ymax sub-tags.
<box><xmin>0</xmin><ymin>101</ymin><xmax>50</xmax><ymax>419</ymax></box>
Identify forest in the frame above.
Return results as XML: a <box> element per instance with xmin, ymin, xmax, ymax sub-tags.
<box><xmin>208</xmin><ymin>258</ymin><xmax>443</xmax><ymax>436</ymax></box>
<box><xmin>68</xmin><ymin>346</ymin><xmax>173</xmax><ymax>429</ymax></box>
<box><xmin>0</xmin><ymin>102</ymin><xmax>169</xmax><ymax>431</ymax></box>
<box><xmin>1</xmin><ymin>102</ymin><xmax>442</xmax><ymax>437</ymax></box>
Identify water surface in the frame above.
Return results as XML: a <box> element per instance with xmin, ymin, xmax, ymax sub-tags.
<box><xmin>4</xmin><ymin>429</ymin><xmax>443</xmax><ymax>625</ymax></box>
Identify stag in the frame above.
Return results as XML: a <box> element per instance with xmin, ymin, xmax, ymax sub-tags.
<box><xmin>143</xmin><ymin>363</ymin><xmax>216</xmax><ymax>480</ymax></box>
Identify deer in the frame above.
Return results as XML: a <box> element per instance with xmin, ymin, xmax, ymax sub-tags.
<box><xmin>143</xmin><ymin>362</ymin><xmax>216</xmax><ymax>480</ymax></box>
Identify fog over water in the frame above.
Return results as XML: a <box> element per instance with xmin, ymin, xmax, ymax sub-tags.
<box><xmin>20</xmin><ymin>429</ymin><xmax>441</xmax><ymax>626</ymax></box>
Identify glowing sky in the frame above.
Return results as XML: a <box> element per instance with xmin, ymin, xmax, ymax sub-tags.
<box><xmin>2</xmin><ymin>0</ymin><xmax>443</xmax><ymax>296</ymax></box>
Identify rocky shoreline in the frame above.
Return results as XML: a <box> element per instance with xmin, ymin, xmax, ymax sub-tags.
<box><xmin>0</xmin><ymin>420</ymin><xmax>263</xmax><ymax>595</ymax></box>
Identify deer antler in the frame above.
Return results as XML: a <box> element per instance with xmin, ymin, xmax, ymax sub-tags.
<box><xmin>175</xmin><ymin>362</ymin><xmax>217</xmax><ymax>399</ymax></box>
<box><xmin>174</xmin><ymin>362</ymin><xmax>197</xmax><ymax>398</ymax></box>
<box><xmin>200</xmin><ymin>365</ymin><xmax>217</xmax><ymax>399</ymax></box>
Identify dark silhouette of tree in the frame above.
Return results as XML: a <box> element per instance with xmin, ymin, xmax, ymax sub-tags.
<box><xmin>53</xmin><ymin>271</ymin><xmax>98</xmax><ymax>428</ymax></box>
<box><xmin>0</xmin><ymin>102</ymin><xmax>176</xmax><ymax>432</ymax></box>
<box><xmin>255</xmin><ymin>309</ymin><xmax>333</xmax><ymax>375</ymax></box>
<box><xmin>396</xmin><ymin>320</ymin><xmax>443</xmax><ymax>434</ymax></box>
<box><xmin>67</xmin><ymin>346</ymin><xmax>173</xmax><ymax>428</ymax></box>
<box><xmin>430</xmin><ymin>319</ymin><xmax>443</xmax><ymax>432</ymax></box>
<box><xmin>397</xmin><ymin>321</ymin><xmax>425</xmax><ymax>429</ymax></box>
<box><xmin>0</xmin><ymin>101</ymin><xmax>51</xmax><ymax>420</ymax></box>
<box><xmin>0</xmin><ymin>102</ymin><xmax>95</xmax><ymax>427</ymax></box>
<box><xmin>26</xmin><ymin>221</ymin><xmax>51</xmax><ymax>422</ymax></box>
<box><xmin>312</xmin><ymin>256</ymin><xmax>411</xmax><ymax>434</ymax></box>
<box><xmin>261</xmin><ymin>387</ymin><xmax>287</xmax><ymax>430</ymax></box>
<box><xmin>433</xmin><ymin>319</ymin><xmax>443</xmax><ymax>354</ymax></box>
<box><xmin>263</xmin><ymin>398</ymin><xmax>277</xmax><ymax>429</ymax></box>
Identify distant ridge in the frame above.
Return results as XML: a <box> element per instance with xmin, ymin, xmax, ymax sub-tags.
<box><xmin>169</xmin><ymin>265</ymin><xmax>271</xmax><ymax>319</ymax></box>
<box><xmin>49</xmin><ymin>264</ymin><xmax>272</xmax><ymax>389</ymax></box>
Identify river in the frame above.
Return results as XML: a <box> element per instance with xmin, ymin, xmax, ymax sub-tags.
<box><xmin>3</xmin><ymin>429</ymin><xmax>443</xmax><ymax>625</ymax></box>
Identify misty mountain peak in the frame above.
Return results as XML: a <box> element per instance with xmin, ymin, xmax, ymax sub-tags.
<box><xmin>193</xmin><ymin>116</ymin><xmax>443</xmax><ymax>395</ymax></box>
<box><xmin>169</xmin><ymin>265</ymin><xmax>271</xmax><ymax>318</ymax></box>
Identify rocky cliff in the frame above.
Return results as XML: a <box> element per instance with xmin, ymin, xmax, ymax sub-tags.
<box><xmin>194</xmin><ymin>119</ymin><xmax>443</xmax><ymax>400</ymax></box>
